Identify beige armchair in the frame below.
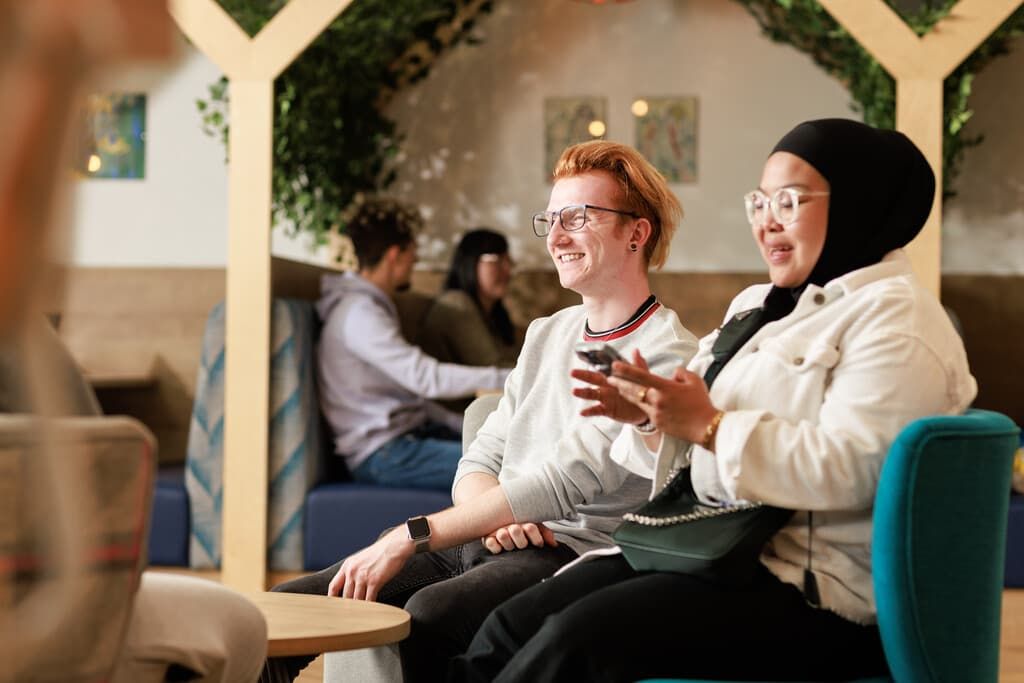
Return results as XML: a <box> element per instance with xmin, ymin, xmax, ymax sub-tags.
<box><xmin>0</xmin><ymin>324</ymin><xmax>268</xmax><ymax>682</ymax></box>
<box><xmin>0</xmin><ymin>414</ymin><xmax>157</xmax><ymax>681</ymax></box>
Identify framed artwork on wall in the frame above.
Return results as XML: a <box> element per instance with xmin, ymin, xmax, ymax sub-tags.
<box><xmin>633</xmin><ymin>96</ymin><xmax>698</xmax><ymax>183</ymax></box>
<box><xmin>543</xmin><ymin>96</ymin><xmax>607</xmax><ymax>179</ymax></box>
<box><xmin>73</xmin><ymin>93</ymin><xmax>147</xmax><ymax>179</ymax></box>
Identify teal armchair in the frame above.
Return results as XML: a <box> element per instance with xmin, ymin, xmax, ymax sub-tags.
<box><xmin>645</xmin><ymin>408</ymin><xmax>1020</xmax><ymax>683</ymax></box>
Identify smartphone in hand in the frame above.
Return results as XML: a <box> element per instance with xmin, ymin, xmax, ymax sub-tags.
<box><xmin>574</xmin><ymin>342</ymin><xmax>625</xmax><ymax>376</ymax></box>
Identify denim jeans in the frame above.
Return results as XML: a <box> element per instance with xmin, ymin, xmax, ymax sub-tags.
<box><xmin>352</xmin><ymin>421</ymin><xmax>462</xmax><ymax>491</ymax></box>
<box><xmin>259</xmin><ymin>540</ymin><xmax>578</xmax><ymax>683</ymax></box>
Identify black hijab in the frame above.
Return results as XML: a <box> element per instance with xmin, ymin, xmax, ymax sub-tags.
<box><xmin>771</xmin><ymin>118</ymin><xmax>936</xmax><ymax>289</ymax></box>
<box><xmin>703</xmin><ymin>119</ymin><xmax>936</xmax><ymax>388</ymax></box>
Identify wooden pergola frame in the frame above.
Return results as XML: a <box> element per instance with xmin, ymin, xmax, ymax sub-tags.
<box><xmin>170</xmin><ymin>0</ymin><xmax>355</xmax><ymax>591</ymax></box>
<box><xmin>818</xmin><ymin>0</ymin><xmax>1022</xmax><ymax>295</ymax></box>
<box><xmin>169</xmin><ymin>0</ymin><xmax>1024</xmax><ymax>591</ymax></box>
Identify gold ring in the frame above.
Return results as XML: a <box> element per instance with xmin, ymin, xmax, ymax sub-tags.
<box><xmin>637</xmin><ymin>388</ymin><xmax>648</xmax><ymax>403</ymax></box>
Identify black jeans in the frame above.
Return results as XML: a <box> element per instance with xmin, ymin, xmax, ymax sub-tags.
<box><xmin>450</xmin><ymin>554</ymin><xmax>890</xmax><ymax>683</ymax></box>
<box><xmin>259</xmin><ymin>540</ymin><xmax>577</xmax><ymax>683</ymax></box>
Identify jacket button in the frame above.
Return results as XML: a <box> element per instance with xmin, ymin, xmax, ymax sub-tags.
<box><xmin>813</xmin><ymin>293</ymin><xmax>825</xmax><ymax>305</ymax></box>
<box><xmin>794</xmin><ymin>357</ymin><xmax>805</xmax><ymax>366</ymax></box>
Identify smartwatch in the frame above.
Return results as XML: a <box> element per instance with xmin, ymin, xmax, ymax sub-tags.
<box><xmin>406</xmin><ymin>515</ymin><xmax>431</xmax><ymax>553</ymax></box>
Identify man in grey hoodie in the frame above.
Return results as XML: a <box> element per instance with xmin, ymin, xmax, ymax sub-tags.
<box><xmin>317</xmin><ymin>197</ymin><xmax>510</xmax><ymax>492</ymax></box>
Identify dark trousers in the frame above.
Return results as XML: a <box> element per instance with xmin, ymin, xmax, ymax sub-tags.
<box><xmin>260</xmin><ymin>540</ymin><xmax>577</xmax><ymax>683</ymax></box>
<box><xmin>450</xmin><ymin>554</ymin><xmax>890</xmax><ymax>683</ymax></box>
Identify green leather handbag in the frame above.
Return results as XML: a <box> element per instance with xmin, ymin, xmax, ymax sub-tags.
<box><xmin>613</xmin><ymin>467</ymin><xmax>794</xmax><ymax>586</ymax></box>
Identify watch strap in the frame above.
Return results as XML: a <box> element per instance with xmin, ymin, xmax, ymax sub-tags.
<box><xmin>406</xmin><ymin>515</ymin><xmax>431</xmax><ymax>553</ymax></box>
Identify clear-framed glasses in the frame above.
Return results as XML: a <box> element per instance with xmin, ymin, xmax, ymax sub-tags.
<box><xmin>532</xmin><ymin>204</ymin><xmax>640</xmax><ymax>237</ymax></box>
<box><xmin>479</xmin><ymin>253</ymin><xmax>514</xmax><ymax>269</ymax></box>
<box><xmin>743</xmin><ymin>188</ymin><xmax>830</xmax><ymax>226</ymax></box>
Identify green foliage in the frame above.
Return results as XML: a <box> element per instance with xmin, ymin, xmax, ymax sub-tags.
<box><xmin>197</xmin><ymin>0</ymin><xmax>494</xmax><ymax>243</ymax></box>
<box><xmin>734</xmin><ymin>0</ymin><xmax>1024</xmax><ymax>197</ymax></box>
<box><xmin>198</xmin><ymin>0</ymin><xmax>1021</xmax><ymax>238</ymax></box>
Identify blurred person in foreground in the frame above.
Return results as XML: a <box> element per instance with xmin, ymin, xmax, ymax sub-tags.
<box><xmin>0</xmin><ymin>2</ymin><xmax>266</xmax><ymax>681</ymax></box>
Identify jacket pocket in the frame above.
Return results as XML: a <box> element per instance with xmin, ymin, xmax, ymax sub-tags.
<box><xmin>758</xmin><ymin>336</ymin><xmax>840</xmax><ymax>372</ymax></box>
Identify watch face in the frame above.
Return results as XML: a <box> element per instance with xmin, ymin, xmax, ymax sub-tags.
<box><xmin>407</xmin><ymin>516</ymin><xmax>430</xmax><ymax>540</ymax></box>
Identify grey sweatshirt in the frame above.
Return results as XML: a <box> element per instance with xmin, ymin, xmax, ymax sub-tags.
<box><xmin>456</xmin><ymin>302</ymin><xmax>699</xmax><ymax>555</ymax></box>
<box><xmin>317</xmin><ymin>272</ymin><xmax>509</xmax><ymax>469</ymax></box>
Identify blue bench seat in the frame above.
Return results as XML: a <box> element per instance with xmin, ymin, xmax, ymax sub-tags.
<box><xmin>149</xmin><ymin>466</ymin><xmax>189</xmax><ymax>566</ymax></box>
<box><xmin>304</xmin><ymin>483</ymin><xmax>450</xmax><ymax>570</ymax></box>
<box><xmin>147</xmin><ymin>469</ymin><xmax>449</xmax><ymax>571</ymax></box>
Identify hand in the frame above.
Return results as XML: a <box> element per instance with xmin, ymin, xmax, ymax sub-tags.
<box><xmin>608</xmin><ymin>354</ymin><xmax>720</xmax><ymax>444</ymax></box>
<box><xmin>32</xmin><ymin>0</ymin><xmax>174</xmax><ymax>63</ymax></box>
<box><xmin>571</xmin><ymin>352</ymin><xmax>651</xmax><ymax>425</ymax></box>
<box><xmin>327</xmin><ymin>527</ymin><xmax>413</xmax><ymax>601</ymax></box>
<box><xmin>482</xmin><ymin>523</ymin><xmax>557</xmax><ymax>554</ymax></box>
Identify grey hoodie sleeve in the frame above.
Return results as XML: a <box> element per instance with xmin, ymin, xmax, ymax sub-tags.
<box><xmin>339</xmin><ymin>296</ymin><xmax>508</xmax><ymax>399</ymax></box>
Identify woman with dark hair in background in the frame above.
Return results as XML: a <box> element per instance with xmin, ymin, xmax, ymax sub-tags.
<box><xmin>420</xmin><ymin>228</ymin><xmax>521</xmax><ymax>370</ymax></box>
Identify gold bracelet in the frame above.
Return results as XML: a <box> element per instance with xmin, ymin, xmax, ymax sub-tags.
<box><xmin>700</xmin><ymin>410</ymin><xmax>725</xmax><ymax>450</ymax></box>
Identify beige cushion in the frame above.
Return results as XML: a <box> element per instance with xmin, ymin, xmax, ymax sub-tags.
<box><xmin>462</xmin><ymin>393</ymin><xmax>500</xmax><ymax>453</ymax></box>
<box><xmin>0</xmin><ymin>321</ymin><xmax>100</xmax><ymax>416</ymax></box>
<box><xmin>0</xmin><ymin>415</ymin><xmax>155</xmax><ymax>681</ymax></box>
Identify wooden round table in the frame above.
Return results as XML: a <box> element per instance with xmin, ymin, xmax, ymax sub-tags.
<box><xmin>245</xmin><ymin>591</ymin><xmax>410</xmax><ymax>657</ymax></box>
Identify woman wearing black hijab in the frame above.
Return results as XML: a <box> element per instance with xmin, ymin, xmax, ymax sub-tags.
<box><xmin>450</xmin><ymin>120</ymin><xmax>977</xmax><ymax>682</ymax></box>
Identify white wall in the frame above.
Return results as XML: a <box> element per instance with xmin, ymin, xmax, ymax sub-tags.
<box><xmin>387</xmin><ymin>0</ymin><xmax>854</xmax><ymax>271</ymax></box>
<box><xmin>69</xmin><ymin>0</ymin><xmax>1023</xmax><ymax>274</ymax></box>
<box><xmin>70</xmin><ymin>44</ymin><xmax>228</xmax><ymax>266</ymax></box>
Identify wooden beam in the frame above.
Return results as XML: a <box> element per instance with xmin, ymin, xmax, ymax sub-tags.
<box><xmin>169</xmin><ymin>0</ymin><xmax>353</xmax><ymax>592</ymax></box>
<box><xmin>168</xmin><ymin>0</ymin><xmax>251</xmax><ymax>76</ymax></box>
<box><xmin>921</xmin><ymin>0</ymin><xmax>1023</xmax><ymax>78</ymax></box>
<box><xmin>897</xmin><ymin>79</ymin><xmax>944</xmax><ymax>299</ymax></box>
<box><xmin>818</xmin><ymin>0</ymin><xmax>1024</xmax><ymax>296</ymax></box>
<box><xmin>252</xmin><ymin>0</ymin><xmax>356</xmax><ymax>80</ymax></box>
<box><xmin>219</xmin><ymin>79</ymin><xmax>273</xmax><ymax>590</ymax></box>
<box><xmin>817</xmin><ymin>0</ymin><xmax>925</xmax><ymax>77</ymax></box>
<box><xmin>820</xmin><ymin>0</ymin><xmax>1023</xmax><ymax>79</ymax></box>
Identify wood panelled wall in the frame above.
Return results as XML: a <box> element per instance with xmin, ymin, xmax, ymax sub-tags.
<box><xmin>54</xmin><ymin>264</ymin><xmax>1023</xmax><ymax>466</ymax></box>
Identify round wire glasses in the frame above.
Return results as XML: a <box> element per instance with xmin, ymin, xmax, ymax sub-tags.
<box><xmin>743</xmin><ymin>188</ymin><xmax>829</xmax><ymax>225</ymax></box>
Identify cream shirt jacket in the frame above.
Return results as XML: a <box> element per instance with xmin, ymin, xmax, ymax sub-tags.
<box><xmin>612</xmin><ymin>250</ymin><xmax>976</xmax><ymax>624</ymax></box>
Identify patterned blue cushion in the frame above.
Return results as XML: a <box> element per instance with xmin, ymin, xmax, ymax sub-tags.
<box><xmin>186</xmin><ymin>299</ymin><xmax>324</xmax><ymax>570</ymax></box>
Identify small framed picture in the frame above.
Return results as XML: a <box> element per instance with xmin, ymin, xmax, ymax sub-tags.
<box><xmin>544</xmin><ymin>96</ymin><xmax>607</xmax><ymax>179</ymax></box>
<box><xmin>73</xmin><ymin>93</ymin><xmax>147</xmax><ymax>179</ymax></box>
<box><xmin>633</xmin><ymin>96</ymin><xmax>698</xmax><ymax>183</ymax></box>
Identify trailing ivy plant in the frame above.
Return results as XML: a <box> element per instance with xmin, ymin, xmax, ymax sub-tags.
<box><xmin>734</xmin><ymin>0</ymin><xmax>1024</xmax><ymax>197</ymax></box>
<box><xmin>197</xmin><ymin>0</ymin><xmax>495</xmax><ymax>243</ymax></box>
